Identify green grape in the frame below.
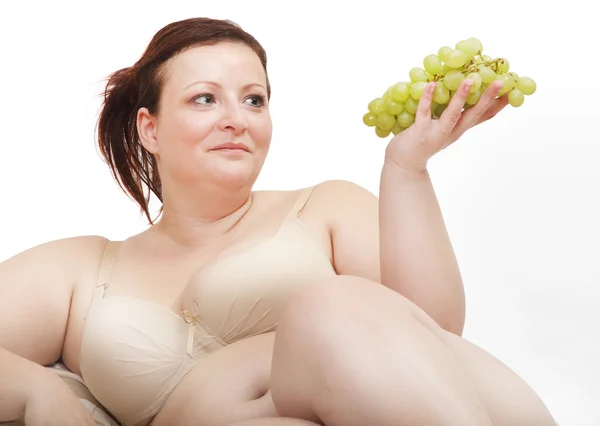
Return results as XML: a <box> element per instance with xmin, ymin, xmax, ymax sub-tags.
<box><xmin>390</xmin><ymin>82</ymin><xmax>411</xmax><ymax>102</ymax></box>
<box><xmin>455</xmin><ymin>39</ymin><xmax>479</xmax><ymax>59</ymax></box>
<box><xmin>410</xmin><ymin>81</ymin><xmax>428</xmax><ymax>100</ymax></box>
<box><xmin>466</xmin><ymin>89</ymin><xmax>482</xmax><ymax>105</ymax></box>
<box><xmin>377</xmin><ymin>112</ymin><xmax>396</xmax><ymax>130</ymax></box>
<box><xmin>409</xmin><ymin>67</ymin><xmax>428</xmax><ymax>83</ymax></box>
<box><xmin>438</xmin><ymin>46</ymin><xmax>453</xmax><ymax>62</ymax></box>
<box><xmin>508</xmin><ymin>89</ymin><xmax>524</xmax><ymax>107</ymax></box>
<box><xmin>385</xmin><ymin>98</ymin><xmax>404</xmax><ymax>115</ymax></box>
<box><xmin>434</xmin><ymin>103</ymin><xmax>448</xmax><ymax>118</ymax></box>
<box><xmin>516</xmin><ymin>76</ymin><xmax>536</xmax><ymax>95</ymax></box>
<box><xmin>364</xmin><ymin>37</ymin><xmax>536</xmax><ymax>135</ymax></box>
<box><xmin>478</xmin><ymin>66</ymin><xmax>496</xmax><ymax>84</ymax></box>
<box><xmin>423</xmin><ymin>54</ymin><xmax>443</xmax><ymax>75</ymax></box>
<box><xmin>363</xmin><ymin>112</ymin><xmax>377</xmax><ymax>127</ymax></box>
<box><xmin>375</xmin><ymin>127</ymin><xmax>391</xmax><ymax>138</ymax></box>
<box><xmin>397</xmin><ymin>111</ymin><xmax>415</xmax><ymax>128</ymax></box>
<box><xmin>368</xmin><ymin>97</ymin><xmax>386</xmax><ymax>115</ymax></box>
<box><xmin>445</xmin><ymin>49</ymin><xmax>468</xmax><ymax>68</ymax></box>
<box><xmin>497</xmin><ymin>58</ymin><xmax>510</xmax><ymax>73</ymax></box>
<box><xmin>433</xmin><ymin>82</ymin><xmax>450</xmax><ymax>104</ymax></box>
<box><xmin>495</xmin><ymin>74</ymin><xmax>515</xmax><ymax>96</ymax></box>
<box><xmin>404</xmin><ymin>97</ymin><xmax>418</xmax><ymax>115</ymax></box>
<box><xmin>465</xmin><ymin>72</ymin><xmax>482</xmax><ymax>93</ymax></box>
<box><xmin>467</xmin><ymin>37</ymin><xmax>483</xmax><ymax>54</ymax></box>
<box><xmin>443</xmin><ymin>69</ymin><xmax>465</xmax><ymax>91</ymax></box>
<box><xmin>391</xmin><ymin>122</ymin><xmax>405</xmax><ymax>135</ymax></box>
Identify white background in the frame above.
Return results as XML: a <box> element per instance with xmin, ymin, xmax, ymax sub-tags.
<box><xmin>1</xmin><ymin>1</ymin><xmax>598</xmax><ymax>425</ymax></box>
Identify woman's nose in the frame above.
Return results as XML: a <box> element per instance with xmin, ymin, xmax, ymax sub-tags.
<box><xmin>217</xmin><ymin>103</ymin><xmax>247</xmax><ymax>134</ymax></box>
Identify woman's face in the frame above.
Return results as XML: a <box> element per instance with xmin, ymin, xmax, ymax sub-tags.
<box><xmin>138</xmin><ymin>41</ymin><xmax>272</xmax><ymax>193</ymax></box>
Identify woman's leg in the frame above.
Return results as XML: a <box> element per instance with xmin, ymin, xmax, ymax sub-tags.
<box><xmin>270</xmin><ymin>275</ymin><xmax>556</xmax><ymax>426</ymax></box>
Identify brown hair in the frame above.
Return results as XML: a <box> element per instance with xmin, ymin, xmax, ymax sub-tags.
<box><xmin>96</xmin><ymin>17</ymin><xmax>271</xmax><ymax>224</ymax></box>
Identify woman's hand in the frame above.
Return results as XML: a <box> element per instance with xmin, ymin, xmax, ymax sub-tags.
<box><xmin>384</xmin><ymin>78</ymin><xmax>508</xmax><ymax>173</ymax></box>
<box><xmin>22</xmin><ymin>373</ymin><xmax>97</xmax><ymax>426</ymax></box>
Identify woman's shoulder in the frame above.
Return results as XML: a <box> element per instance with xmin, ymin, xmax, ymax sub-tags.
<box><xmin>312</xmin><ymin>179</ymin><xmax>376</xmax><ymax>197</ymax></box>
<box><xmin>2</xmin><ymin>235</ymin><xmax>110</xmax><ymax>264</ymax></box>
<box><xmin>295</xmin><ymin>179</ymin><xmax>378</xmax><ymax>207</ymax></box>
<box><xmin>254</xmin><ymin>180</ymin><xmax>378</xmax><ymax>219</ymax></box>
<box><xmin>257</xmin><ymin>179</ymin><xmax>376</xmax><ymax>199</ymax></box>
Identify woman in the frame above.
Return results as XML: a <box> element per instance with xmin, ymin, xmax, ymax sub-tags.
<box><xmin>0</xmin><ymin>17</ymin><xmax>556</xmax><ymax>426</ymax></box>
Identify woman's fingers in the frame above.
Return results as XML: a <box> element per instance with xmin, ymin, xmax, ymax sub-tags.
<box><xmin>474</xmin><ymin>94</ymin><xmax>509</xmax><ymax>126</ymax></box>
<box><xmin>453</xmin><ymin>81</ymin><xmax>506</xmax><ymax>134</ymax></box>
<box><xmin>410</xmin><ymin>78</ymin><xmax>508</xmax><ymax>151</ymax></box>
<box><xmin>414</xmin><ymin>82</ymin><xmax>436</xmax><ymax>128</ymax></box>
<box><xmin>438</xmin><ymin>79</ymin><xmax>472</xmax><ymax>133</ymax></box>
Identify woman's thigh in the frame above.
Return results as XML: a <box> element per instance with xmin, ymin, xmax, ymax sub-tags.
<box><xmin>151</xmin><ymin>332</ymin><xmax>278</xmax><ymax>426</ymax></box>
<box><xmin>269</xmin><ymin>275</ymin><xmax>555</xmax><ymax>426</ymax></box>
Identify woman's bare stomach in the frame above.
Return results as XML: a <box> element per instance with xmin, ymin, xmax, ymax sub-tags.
<box><xmin>150</xmin><ymin>332</ymin><xmax>278</xmax><ymax>426</ymax></box>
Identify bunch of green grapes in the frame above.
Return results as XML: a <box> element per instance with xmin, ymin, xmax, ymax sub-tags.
<box><xmin>363</xmin><ymin>37</ymin><xmax>537</xmax><ymax>138</ymax></box>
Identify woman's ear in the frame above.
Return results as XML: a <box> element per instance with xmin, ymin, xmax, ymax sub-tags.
<box><xmin>137</xmin><ymin>107</ymin><xmax>159</xmax><ymax>154</ymax></box>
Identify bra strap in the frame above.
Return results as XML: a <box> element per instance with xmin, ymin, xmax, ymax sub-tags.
<box><xmin>288</xmin><ymin>185</ymin><xmax>317</xmax><ymax>219</ymax></box>
<box><xmin>94</xmin><ymin>240</ymin><xmax>122</xmax><ymax>299</ymax></box>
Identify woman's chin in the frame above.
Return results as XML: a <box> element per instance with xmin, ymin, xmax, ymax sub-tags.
<box><xmin>209</xmin><ymin>164</ymin><xmax>257</xmax><ymax>189</ymax></box>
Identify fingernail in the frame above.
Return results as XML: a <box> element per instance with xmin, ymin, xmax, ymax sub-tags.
<box><xmin>464</xmin><ymin>79</ymin><xmax>473</xmax><ymax>91</ymax></box>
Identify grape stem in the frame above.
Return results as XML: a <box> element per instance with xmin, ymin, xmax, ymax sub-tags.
<box><xmin>430</xmin><ymin>55</ymin><xmax>506</xmax><ymax>82</ymax></box>
<box><xmin>433</xmin><ymin>57</ymin><xmax>504</xmax><ymax>82</ymax></box>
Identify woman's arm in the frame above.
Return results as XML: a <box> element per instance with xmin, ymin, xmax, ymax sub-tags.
<box><xmin>0</xmin><ymin>235</ymin><xmax>107</xmax><ymax>421</ymax></box>
<box><xmin>0</xmin><ymin>346</ymin><xmax>58</xmax><ymax>421</ymax></box>
<box><xmin>320</xmin><ymin>177</ymin><xmax>465</xmax><ymax>335</ymax></box>
<box><xmin>379</xmin><ymin>163</ymin><xmax>465</xmax><ymax>334</ymax></box>
<box><xmin>323</xmin><ymin>81</ymin><xmax>507</xmax><ymax>336</ymax></box>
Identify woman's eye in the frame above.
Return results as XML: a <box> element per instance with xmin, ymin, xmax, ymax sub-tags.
<box><xmin>245</xmin><ymin>96</ymin><xmax>264</xmax><ymax>107</ymax></box>
<box><xmin>194</xmin><ymin>94</ymin><xmax>214</xmax><ymax>105</ymax></box>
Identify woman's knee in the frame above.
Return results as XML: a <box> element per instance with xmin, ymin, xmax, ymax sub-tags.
<box><xmin>279</xmin><ymin>275</ymin><xmax>367</xmax><ymax>327</ymax></box>
<box><xmin>276</xmin><ymin>276</ymin><xmax>385</xmax><ymax>353</ymax></box>
<box><xmin>270</xmin><ymin>276</ymin><xmax>373</xmax><ymax>418</ymax></box>
<box><xmin>270</xmin><ymin>275</ymin><xmax>434</xmax><ymax>419</ymax></box>
<box><xmin>278</xmin><ymin>274</ymin><xmax>439</xmax><ymax>341</ymax></box>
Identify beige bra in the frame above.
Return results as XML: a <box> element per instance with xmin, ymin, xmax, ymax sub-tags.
<box><xmin>78</xmin><ymin>186</ymin><xmax>336</xmax><ymax>426</ymax></box>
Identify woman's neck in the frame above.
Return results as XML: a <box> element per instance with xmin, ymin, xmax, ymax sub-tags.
<box><xmin>153</xmin><ymin>188</ymin><xmax>254</xmax><ymax>249</ymax></box>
